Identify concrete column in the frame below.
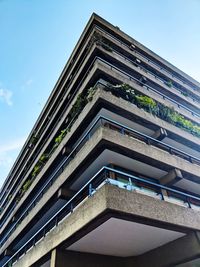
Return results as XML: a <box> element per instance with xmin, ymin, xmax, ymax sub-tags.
<box><xmin>151</xmin><ymin>128</ymin><xmax>168</xmax><ymax>141</ymax></box>
<box><xmin>160</xmin><ymin>168</ymin><xmax>183</xmax><ymax>186</ymax></box>
<box><xmin>50</xmin><ymin>249</ymin><xmax>66</xmax><ymax>267</ymax></box>
<box><xmin>57</xmin><ymin>188</ymin><xmax>75</xmax><ymax>200</ymax></box>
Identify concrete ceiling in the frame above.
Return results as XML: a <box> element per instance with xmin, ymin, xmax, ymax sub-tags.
<box><xmin>71</xmin><ymin>149</ymin><xmax>167</xmax><ymax>190</ymax></box>
<box><xmin>67</xmin><ymin>218</ymin><xmax>185</xmax><ymax>257</ymax></box>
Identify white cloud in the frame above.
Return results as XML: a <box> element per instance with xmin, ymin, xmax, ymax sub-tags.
<box><xmin>0</xmin><ymin>137</ymin><xmax>26</xmax><ymax>154</ymax></box>
<box><xmin>0</xmin><ymin>88</ymin><xmax>13</xmax><ymax>106</ymax></box>
<box><xmin>25</xmin><ymin>79</ymin><xmax>33</xmax><ymax>86</ymax></box>
<box><xmin>21</xmin><ymin>78</ymin><xmax>34</xmax><ymax>91</ymax></box>
<box><xmin>0</xmin><ymin>154</ymin><xmax>13</xmax><ymax>168</ymax></box>
<box><xmin>0</xmin><ymin>137</ymin><xmax>26</xmax><ymax>182</ymax></box>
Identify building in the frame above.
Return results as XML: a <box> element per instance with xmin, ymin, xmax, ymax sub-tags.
<box><xmin>1</xmin><ymin>13</ymin><xmax>200</xmax><ymax>267</ymax></box>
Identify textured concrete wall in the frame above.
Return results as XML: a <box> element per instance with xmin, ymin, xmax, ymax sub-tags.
<box><xmin>13</xmin><ymin>184</ymin><xmax>200</xmax><ymax>267</ymax></box>
<box><xmin>3</xmin><ymin>85</ymin><xmax>200</xmax><ymax>253</ymax></box>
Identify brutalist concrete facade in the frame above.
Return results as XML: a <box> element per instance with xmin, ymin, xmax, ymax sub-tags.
<box><xmin>1</xmin><ymin>14</ymin><xmax>200</xmax><ymax>267</ymax></box>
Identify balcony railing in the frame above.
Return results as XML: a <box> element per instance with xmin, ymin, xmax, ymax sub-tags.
<box><xmin>0</xmin><ymin>39</ymin><xmax>94</xmax><ymax>210</ymax></box>
<box><xmin>95</xmin><ymin>25</ymin><xmax>199</xmax><ymax>93</ymax></box>
<box><xmin>2</xmin><ymin>165</ymin><xmax>200</xmax><ymax>267</ymax></box>
<box><xmin>1</xmin><ymin>115</ymin><xmax>200</xmax><ymax>250</ymax></box>
<box><xmin>94</xmin><ymin>56</ymin><xmax>200</xmax><ymax>118</ymax></box>
<box><xmin>101</xmin><ymin>39</ymin><xmax>199</xmax><ymax>104</ymax></box>
<box><xmin>2</xmin><ymin>48</ymin><xmax>200</xmax><ymax>220</ymax></box>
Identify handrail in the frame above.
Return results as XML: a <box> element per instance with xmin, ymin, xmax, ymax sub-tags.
<box><xmin>0</xmin><ymin>114</ymin><xmax>102</xmax><ymax>245</ymax></box>
<box><xmin>1</xmin><ymin>166</ymin><xmax>107</xmax><ymax>267</ymax></box>
<box><xmin>94</xmin><ymin>25</ymin><xmax>199</xmax><ymax>92</ymax></box>
<box><xmin>111</xmin><ymin>46</ymin><xmax>198</xmax><ymax>102</ymax></box>
<box><xmin>94</xmin><ymin>56</ymin><xmax>200</xmax><ymax>118</ymax></box>
<box><xmin>1</xmin><ymin>114</ymin><xmax>200</xmax><ymax>248</ymax></box>
<box><xmin>105</xmin><ymin>167</ymin><xmax>200</xmax><ymax>201</ymax></box>
<box><xmin>0</xmin><ymin>37</ymin><xmax>97</xmax><ymax>208</ymax></box>
<box><xmin>2</xmin><ymin>48</ymin><xmax>200</xmax><ymax>216</ymax></box>
<box><xmin>100</xmin><ymin>115</ymin><xmax>200</xmax><ymax>163</ymax></box>
<box><xmin>0</xmin><ymin>44</ymin><xmax>97</xmax><ymax>211</ymax></box>
<box><xmin>2</xmin><ymin>165</ymin><xmax>200</xmax><ymax>267</ymax></box>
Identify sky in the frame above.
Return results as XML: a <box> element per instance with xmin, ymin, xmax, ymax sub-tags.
<box><xmin>0</xmin><ymin>0</ymin><xmax>200</xmax><ymax>188</ymax></box>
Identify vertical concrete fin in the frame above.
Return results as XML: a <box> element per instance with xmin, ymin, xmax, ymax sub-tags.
<box><xmin>151</xmin><ymin>128</ymin><xmax>168</xmax><ymax>141</ymax></box>
<box><xmin>160</xmin><ymin>168</ymin><xmax>183</xmax><ymax>185</ymax></box>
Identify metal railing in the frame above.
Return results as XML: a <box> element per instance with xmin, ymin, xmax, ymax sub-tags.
<box><xmin>111</xmin><ymin>47</ymin><xmax>198</xmax><ymax>102</ymax></box>
<box><xmin>1</xmin><ymin>115</ymin><xmax>200</xmax><ymax>249</ymax></box>
<box><xmin>95</xmin><ymin>25</ymin><xmax>200</xmax><ymax>93</ymax></box>
<box><xmin>0</xmin><ymin>38</ymin><xmax>94</xmax><ymax>210</ymax></box>
<box><xmin>2</xmin><ymin>47</ymin><xmax>200</xmax><ymax>219</ymax></box>
<box><xmin>2</xmin><ymin>165</ymin><xmax>200</xmax><ymax>267</ymax></box>
<box><xmin>95</xmin><ymin>56</ymin><xmax>200</xmax><ymax>118</ymax></box>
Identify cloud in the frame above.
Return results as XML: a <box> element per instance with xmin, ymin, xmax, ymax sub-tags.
<box><xmin>21</xmin><ymin>78</ymin><xmax>34</xmax><ymax>91</ymax></box>
<box><xmin>25</xmin><ymin>79</ymin><xmax>33</xmax><ymax>86</ymax></box>
<box><xmin>0</xmin><ymin>137</ymin><xmax>26</xmax><ymax>154</ymax></box>
<box><xmin>0</xmin><ymin>137</ymin><xmax>26</xmax><ymax>180</ymax></box>
<box><xmin>0</xmin><ymin>154</ymin><xmax>13</xmax><ymax>168</ymax></box>
<box><xmin>0</xmin><ymin>88</ymin><xmax>13</xmax><ymax>106</ymax></box>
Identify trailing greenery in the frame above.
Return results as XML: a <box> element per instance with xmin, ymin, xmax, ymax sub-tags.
<box><xmin>21</xmin><ymin>179</ymin><xmax>32</xmax><ymax>194</ymax></box>
<box><xmin>8</xmin><ymin>81</ymin><xmax>200</xmax><ymax>213</ymax></box>
<box><xmin>39</xmin><ymin>153</ymin><xmax>49</xmax><ymax>164</ymax></box>
<box><xmin>54</xmin><ymin>129</ymin><xmax>69</xmax><ymax>147</ymax></box>
<box><xmin>165</xmin><ymin>80</ymin><xmax>173</xmax><ymax>88</ymax></box>
<box><xmin>30</xmin><ymin>133</ymin><xmax>39</xmax><ymax>146</ymax></box>
<box><xmin>54</xmin><ymin>87</ymin><xmax>96</xmax><ymax>147</ymax></box>
<box><xmin>69</xmin><ymin>93</ymin><xmax>88</xmax><ymax>121</ymax></box>
<box><xmin>181</xmin><ymin>91</ymin><xmax>189</xmax><ymax>97</ymax></box>
<box><xmin>105</xmin><ymin>83</ymin><xmax>200</xmax><ymax>137</ymax></box>
<box><xmin>11</xmin><ymin>86</ymin><xmax>96</xmax><ymax>207</ymax></box>
<box><xmin>32</xmin><ymin>164</ymin><xmax>41</xmax><ymax>178</ymax></box>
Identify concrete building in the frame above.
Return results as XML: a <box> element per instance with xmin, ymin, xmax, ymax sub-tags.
<box><xmin>1</xmin><ymin>13</ymin><xmax>200</xmax><ymax>267</ymax></box>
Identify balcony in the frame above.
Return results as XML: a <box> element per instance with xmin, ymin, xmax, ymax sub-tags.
<box><xmin>3</xmin><ymin>165</ymin><xmax>200</xmax><ymax>267</ymax></box>
<box><xmin>1</xmin><ymin>110</ymin><xmax>200</xmax><ymax>255</ymax></box>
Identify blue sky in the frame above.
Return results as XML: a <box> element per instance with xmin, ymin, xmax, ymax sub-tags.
<box><xmin>0</xmin><ymin>0</ymin><xmax>200</xmax><ymax>187</ymax></box>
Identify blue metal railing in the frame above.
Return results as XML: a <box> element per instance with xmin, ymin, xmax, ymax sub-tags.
<box><xmin>2</xmin><ymin>165</ymin><xmax>200</xmax><ymax>267</ymax></box>
<box><xmin>94</xmin><ymin>25</ymin><xmax>200</xmax><ymax>93</ymax></box>
<box><xmin>94</xmin><ymin>56</ymin><xmax>200</xmax><ymax>118</ymax></box>
<box><xmin>2</xmin><ymin>48</ymin><xmax>200</xmax><ymax>220</ymax></box>
<box><xmin>0</xmin><ymin>40</ymin><xmax>95</xmax><ymax>210</ymax></box>
<box><xmin>1</xmin><ymin>115</ymin><xmax>200</xmax><ymax>249</ymax></box>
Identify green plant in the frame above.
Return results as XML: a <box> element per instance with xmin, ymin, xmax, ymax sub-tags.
<box><xmin>30</xmin><ymin>134</ymin><xmax>39</xmax><ymax>145</ymax></box>
<box><xmin>181</xmin><ymin>91</ymin><xmax>189</xmax><ymax>97</ymax></box>
<box><xmin>39</xmin><ymin>153</ymin><xmax>49</xmax><ymax>164</ymax></box>
<box><xmin>105</xmin><ymin>83</ymin><xmax>200</xmax><ymax>138</ymax></box>
<box><xmin>135</xmin><ymin>95</ymin><xmax>157</xmax><ymax>113</ymax></box>
<box><xmin>14</xmin><ymin>85</ymin><xmax>98</xmax><ymax>203</ymax></box>
<box><xmin>55</xmin><ymin>128</ymin><xmax>69</xmax><ymax>146</ymax></box>
<box><xmin>32</xmin><ymin>164</ymin><xmax>41</xmax><ymax>178</ymax></box>
<box><xmin>69</xmin><ymin>93</ymin><xmax>88</xmax><ymax>120</ymax></box>
<box><xmin>22</xmin><ymin>179</ymin><xmax>32</xmax><ymax>194</ymax></box>
<box><xmin>165</xmin><ymin>80</ymin><xmax>173</xmax><ymax>88</ymax></box>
